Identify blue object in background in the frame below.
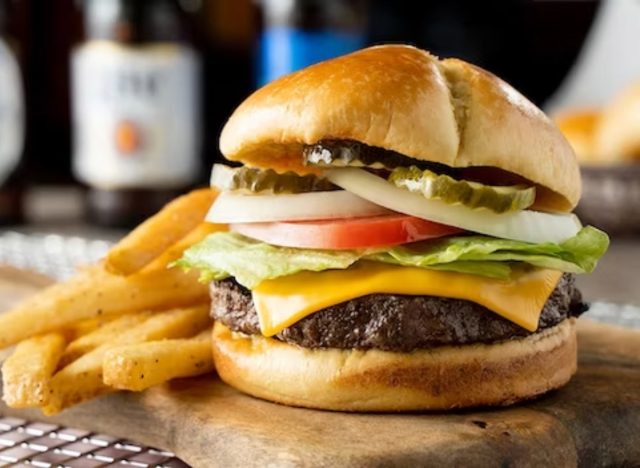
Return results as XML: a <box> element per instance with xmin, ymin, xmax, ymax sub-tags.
<box><xmin>258</xmin><ymin>26</ymin><xmax>366</xmax><ymax>86</ymax></box>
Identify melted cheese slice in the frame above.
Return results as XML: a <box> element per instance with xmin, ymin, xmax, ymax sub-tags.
<box><xmin>252</xmin><ymin>262</ymin><xmax>562</xmax><ymax>337</ymax></box>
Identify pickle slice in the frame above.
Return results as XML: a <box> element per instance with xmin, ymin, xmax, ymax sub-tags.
<box><xmin>389</xmin><ymin>166</ymin><xmax>536</xmax><ymax>213</ymax></box>
<box><xmin>303</xmin><ymin>140</ymin><xmax>455</xmax><ymax>174</ymax></box>
<box><xmin>210</xmin><ymin>164</ymin><xmax>336</xmax><ymax>194</ymax></box>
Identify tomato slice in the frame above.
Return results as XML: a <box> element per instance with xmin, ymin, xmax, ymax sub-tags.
<box><xmin>230</xmin><ymin>215</ymin><xmax>463</xmax><ymax>250</ymax></box>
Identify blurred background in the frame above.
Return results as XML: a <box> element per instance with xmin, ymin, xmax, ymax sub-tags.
<box><xmin>0</xmin><ymin>0</ymin><xmax>638</xmax><ymax>304</ymax></box>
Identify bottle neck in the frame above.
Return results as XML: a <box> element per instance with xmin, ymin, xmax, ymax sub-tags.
<box><xmin>83</xmin><ymin>0</ymin><xmax>189</xmax><ymax>44</ymax></box>
<box><xmin>261</xmin><ymin>0</ymin><xmax>366</xmax><ymax>31</ymax></box>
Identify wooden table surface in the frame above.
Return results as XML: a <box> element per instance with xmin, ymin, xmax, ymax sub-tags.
<box><xmin>3</xmin><ymin>319</ymin><xmax>640</xmax><ymax>468</ymax></box>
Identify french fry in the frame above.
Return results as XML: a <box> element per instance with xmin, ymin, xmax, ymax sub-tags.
<box><xmin>2</xmin><ymin>333</ymin><xmax>66</xmax><ymax>408</ymax></box>
<box><xmin>42</xmin><ymin>305</ymin><xmax>211</xmax><ymax>415</ymax></box>
<box><xmin>65</xmin><ymin>316</ymin><xmax>113</xmax><ymax>340</ymax></box>
<box><xmin>0</xmin><ymin>262</ymin><xmax>208</xmax><ymax>350</ymax></box>
<box><xmin>103</xmin><ymin>329</ymin><xmax>214</xmax><ymax>391</ymax></box>
<box><xmin>59</xmin><ymin>312</ymin><xmax>154</xmax><ymax>368</ymax></box>
<box><xmin>105</xmin><ymin>188</ymin><xmax>218</xmax><ymax>275</ymax></box>
<box><xmin>141</xmin><ymin>222</ymin><xmax>226</xmax><ymax>273</ymax></box>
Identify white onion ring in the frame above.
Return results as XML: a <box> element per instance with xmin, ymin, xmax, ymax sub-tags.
<box><xmin>206</xmin><ymin>190</ymin><xmax>393</xmax><ymax>224</ymax></box>
<box><xmin>326</xmin><ymin>168</ymin><xmax>581</xmax><ymax>244</ymax></box>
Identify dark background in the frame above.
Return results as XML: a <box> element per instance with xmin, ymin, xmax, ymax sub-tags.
<box><xmin>2</xmin><ymin>0</ymin><xmax>599</xmax><ymax>185</ymax></box>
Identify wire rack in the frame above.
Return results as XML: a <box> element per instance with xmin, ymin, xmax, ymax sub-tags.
<box><xmin>0</xmin><ymin>232</ymin><xmax>112</xmax><ymax>281</ymax></box>
<box><xmin>0</xmin><ymin>417</ymin><xmax>188</xmax><ymax>467</ymax></box>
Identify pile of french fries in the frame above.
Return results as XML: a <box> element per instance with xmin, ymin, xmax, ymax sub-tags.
<box><xmin>0</xmin><ymin>189</ymin><xmax>225</xmax><ymax>415</ymax></box>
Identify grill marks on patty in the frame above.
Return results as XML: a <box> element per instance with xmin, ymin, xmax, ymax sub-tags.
<box><xmin>210</xmin><ymin>274</ymin><xmax>586</xmax><ymax>352</ymax></box>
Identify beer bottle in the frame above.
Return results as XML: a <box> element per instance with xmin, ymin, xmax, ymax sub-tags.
<box><xmin>72</xmin><ymin>0</ymin><xmax>202</xmax><ymax>227</ymax></box>
<box><xmin>257</xmin><ymin>0</ymin><xmax>367</xmax><ymax>86</ymax></box>
<box><xmin>0</xmin><ymin>0</ymin><xmax>25</xmax><ymax>224</ymax></box>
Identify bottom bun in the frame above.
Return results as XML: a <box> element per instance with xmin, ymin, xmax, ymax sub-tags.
<box><xmin>212</xmin><ymin>319</ymin><xmax>577</xmax><ymax>411</ymax></box>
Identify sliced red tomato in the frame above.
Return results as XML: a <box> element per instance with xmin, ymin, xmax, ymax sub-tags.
<box><xmin>230</xmin><ymin>215</ymin><xmax>463</xmax><ymax>250</ymax></box>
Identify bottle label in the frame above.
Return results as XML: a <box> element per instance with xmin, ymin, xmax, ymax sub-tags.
<box><xmin>0</xmin><ymin>39</ymin><xmax>24</xmax><ymax>185</ymax></box>
<box><xmin>71</xmin><ymin>42</ymin><xmax>201</xmax><ymax>189</ymax></box>
<box><xmin>258</xmin><ymin>27</ymin><xmax>366</xmax><ymax>86</ymax></box>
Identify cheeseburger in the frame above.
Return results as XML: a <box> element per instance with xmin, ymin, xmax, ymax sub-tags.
<box><xmin>177</xmin><ymin>45</ymin><xmax>608</xmax><ymax>411</ymax></box>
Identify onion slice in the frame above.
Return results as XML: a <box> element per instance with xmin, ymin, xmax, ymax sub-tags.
<box><xmin>326</xmin><ymin>168</ymin><xmax>582</xmax><ymax>244</ymax></box>
<box><xmin>206</xmin><ymin>190</ymin><xmax>393</xmax><ymax>223</ymax></box>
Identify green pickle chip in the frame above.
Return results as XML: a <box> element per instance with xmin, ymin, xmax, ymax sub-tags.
<box><xmin>389</xmin><ymin>166</ymin><xmax>536</xmax><ymax>213</ymax></box>
<box><xmin>210</xmin><ymin>164</ymin><xmax>336</xmax><ymax>194</ymax></box>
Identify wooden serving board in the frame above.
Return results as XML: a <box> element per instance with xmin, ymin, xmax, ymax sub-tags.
<box><xmin>1</xmin><ymin>267</ymin><xmax>640</xmax><ymax>467</ymax></box>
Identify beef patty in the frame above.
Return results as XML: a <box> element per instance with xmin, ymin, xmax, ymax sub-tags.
<box><xmin>210</xmin><ymin>273</ymin><xmax>586</xmax><ymax>352</ymax></box>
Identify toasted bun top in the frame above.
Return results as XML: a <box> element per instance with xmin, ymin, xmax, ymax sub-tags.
<box><xmin>595</xmin><ymin>82</ymin><xmax>640</xmax><ymax>163</ymax></box>
<box><xmin>220</xmin><ymin>45</ymin><xmax>580</xmax><ymax>211</ymax></box>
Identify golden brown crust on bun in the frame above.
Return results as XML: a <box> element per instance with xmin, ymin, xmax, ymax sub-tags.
<box><xmin>220</xmin><ymin>45</ymin><xmax>580</xmax><ymax>212</ymax></box>
<box><xmin>595</xmin><ymin>82</ymin><xmax>640</xmax><ymax>163</ymax></box>
<box><xmin>212</xmin><ymin>319</ymin><xmax>577</xmax><ymax>412</ymax></box>
<box><xmin>555</xmin><ymin>109</ymin><xmax>600</xmax><ymax>163</ymax></box>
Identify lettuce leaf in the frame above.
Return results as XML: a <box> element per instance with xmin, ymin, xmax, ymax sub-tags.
<box><xmin>175</xmin><ymin>226</ymin><xmax>609</xmax><ymax>289</ymax></box>
<box><xmin>368</xmin><ymin>226</ymin><xmax>607</xmax><ymax>274</ymax></box>
<box><xmin>174</xmin><ymin>232</ymin><xmax>360</xmax><ymax>288</ymax></box>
